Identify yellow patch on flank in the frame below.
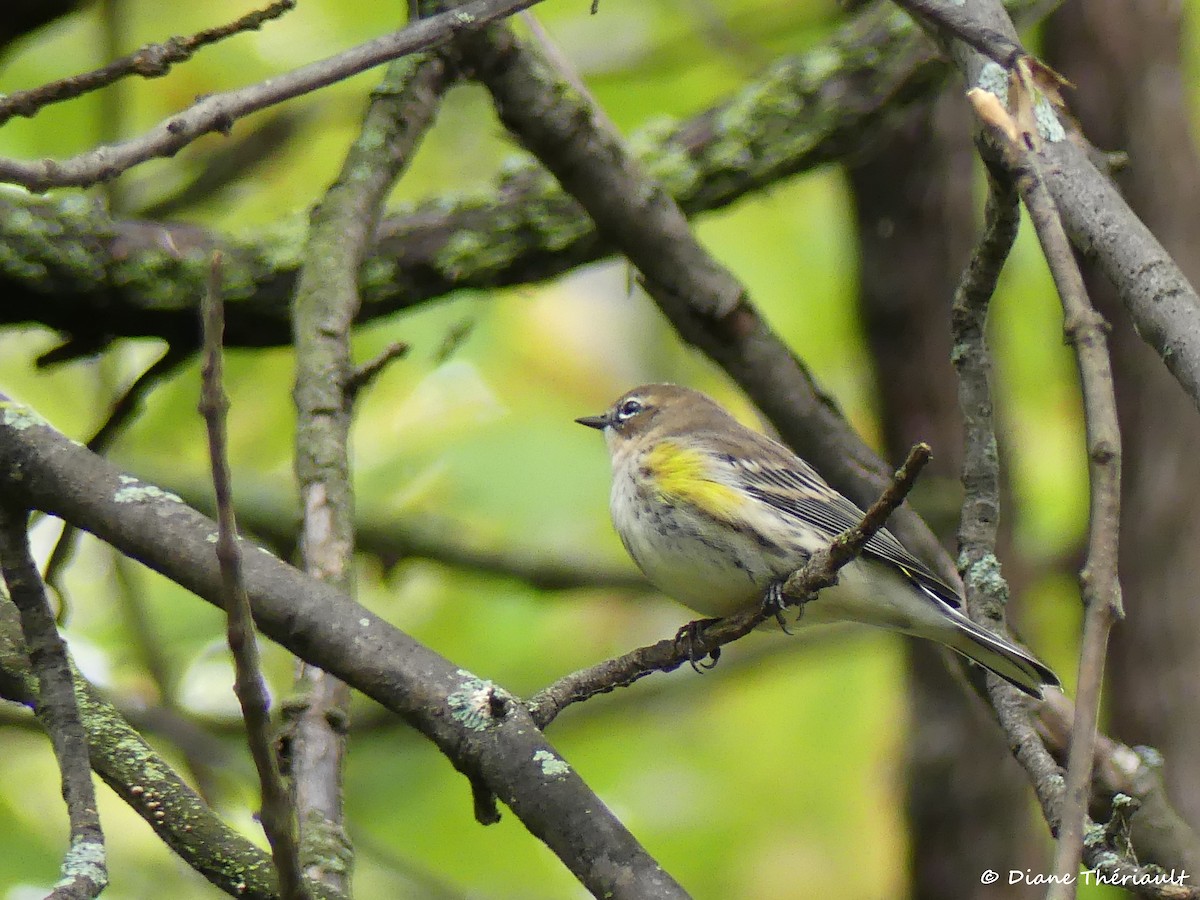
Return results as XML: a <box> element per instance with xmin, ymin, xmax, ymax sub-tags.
<box><xmin>644</xmin><ymin>441</ymin><xmax>744</xmax><ymax>521</ymax></box>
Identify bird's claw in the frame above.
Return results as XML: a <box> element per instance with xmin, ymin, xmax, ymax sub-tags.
<box><xmin>762</xmin><ymin>579</ymin><xmax>795</xmax><ymax>633</ymax></box>
<box><xmin>676</xmin><ymin>618</ymin><xmax>722</xmax><ymax>672</ymax></box>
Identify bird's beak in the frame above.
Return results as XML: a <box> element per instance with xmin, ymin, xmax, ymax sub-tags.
<box><xmin>575</xmin><ymin>412</ymin><xmax>610</xmax><ymax>430</ymax></box>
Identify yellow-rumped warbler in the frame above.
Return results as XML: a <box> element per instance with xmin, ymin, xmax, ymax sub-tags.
<box><xmin>577</xmin><ymin>383</ymin><xmax>1059</xmax><ymax>698</ymax></box>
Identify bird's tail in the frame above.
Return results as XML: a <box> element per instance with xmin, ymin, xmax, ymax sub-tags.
<box><xmin>942</xmin><ymin>615</ymin><xmax>1060</xmax><ymax>699</ymax></box>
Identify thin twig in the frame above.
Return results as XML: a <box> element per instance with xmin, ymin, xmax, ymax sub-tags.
<box><xmin>86</xmin><ymin>346</ymin><xmax>193</xmax><ymax>454</ymax></box>
<box><xmin>0</xmin><ymin>507</ymin><xmax>107</xmax><ymax>899</ymax></box>
<box><xmin>0</xmin><ymin>0</ymin><xmax>547</xmax><ymax>190</ymax></box>
<box><xmin>345</xmin><ymin>341</ymin><xmax>410</xmax><ymax>399</ymax></box>
<box><xmin>138</xmin><ymin>110</ymin><xmax>305</xmax><ymax>219</ymax></box>
<box><xmin>528</xmin><ymin>443</ymin><xmax>932</xmax><ymax>729</ymax></box>
<box><xmin>0</xmin><ymin>1</ymin><xmax>297</xmax><ymax>127</ymax></box>
<box><xmin>199</xmin><ymin>253</ymin><xmax>308</xmax><ymax>899</ymax></box>
<box><xmin>969</xmin><ymin>76</ymin><xmax>1124</xmax><ymax>899</ymax></box>
<box><xmin>0</xmin><ymin>1</ymin><xmax>1036</xmax><ymax>351</ymax></box>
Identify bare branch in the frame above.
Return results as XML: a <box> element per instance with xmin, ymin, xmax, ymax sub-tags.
<box><xmin>0</xmin><ymin>395</ymin><xmax>690</xmax><ymax>898</ymax></box>
<box><xmin>5</xmin><ymin>1</ymin><xmax>1196</xmax><ymax>424</ymax></box>
<box><xmin>528</xmin><ymin>443</ymin><xmax>933</xmax><ymax>729</ymax></box>
<box><xmin>950</xmin><ymin>171</ymin><xmax>1069</xmax><ymax>819</ymax></box>
<box><xmin>972</xmin><ymin>76</ymin><xmax>1123</xmax><ymax>898</ymax></box>
<box><xmin>961</xmin><ymin>59</ymin><xmax>1125</xmax><ymax>899</ymax></box>
<box><xmin>909</xmin><ymin>0</ymin><xmax>1200</xmax><ymax>430</ymax></box>
<box><xmin>1038</xmin><ymin>693</ymin><xmax>1200</xmax><ymax>880</ymax></box>
<box><xmin>0</xmin><ymin>0</ymin><xmax>951</xmax><ymax>349</ymax></box>
<box><xmin>0</xmin><ymin>0</ymin><xmax>546</xmax><ymax>190</ymax></box>
<box><xmin>892</xmin><ymin>0</ymin><xmax>1025</xmax><ymax>68</ymax></box>
<box><xmin>0</xmin><ymin>599</ymin><xmax>340</xmax><ymax>900</ymax></box>
<box><xmin>0</xmin><ymin>0</ymin><xmax>297</xmax><ymax>127</ymax></box>
<box><xmin>200</xmin><ymin>255</ymin><xmax>307</xmax><ymax>899</ymax></box>
<box><xmin>0</xmin><ymin>507</ymin><xmax>106</xmax><ymax>899</ymax></box>
<box><xmin>287</xmin><ymin>52</ymin><xmax>453</xmax><ymax>893</ymax></box>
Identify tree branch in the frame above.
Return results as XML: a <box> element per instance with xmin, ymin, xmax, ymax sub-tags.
<box><xmin>899</xmin><ymin>0</ymin><xmax>1200</xmax><ymax>430</ymax></box>
<box><xmin>951</xmin><ymin>118</ymin><xmax>1187</xmax><ymax>898</ymax></box>
<box><xmin>0</xmin><ymin>0</ymin><xmax>546</xmax><ymax>190</ymax></box>
<box><xmin>0</xmin><ymin>598</ymin><xmax>339</xmax><ymax>900</ymax></box>
<box><xmin>0</xmin><ymin>397</ymin><xmax>689</xmax><ymax>900</ymax></box>
<box><xmin>200</xmin><ymin>257</ymin><xmax>307</xmax><ymax>899</ymax></box>
<box><xmin>287</xmin><ymin>51</ymin><xmax>453</xmax><ymax>893</ymax></box>
<box><xmin>971</xmin><ymin>73</ymin><xmax>1124</xmax><ymax>898</ymax></box>
<box><xmin>0</xmin><ymin>0</ymin><xmax>951</xmax><ymax>348</ymax></box>
<box><xmin>0</xmin><ymin>0</ymin><xmax>297</xmax><ymax>127</ymax></box>
<box><xmin>0</xmin><ymin>507</ymin><xmax>106</xmax><ymax>899</ymax></box>
<box><xmin>1038</xmin><ymin>693</ymin><xmax>1200</xmax><ymax>880</ymax></box>
<box><xmin>950</xmin><ymin>169</ymin><xmax>1070</xmax><ymax>822</ymax></box>
<box><xmin>8</xmin><ymin>1</ymin><xmax>1194</xmax><ymax>427</ymax></box>
<box><xmin>891</xmin><ymin>0</ymin><xmax>1026</xmax><ymax>67</ymax></box>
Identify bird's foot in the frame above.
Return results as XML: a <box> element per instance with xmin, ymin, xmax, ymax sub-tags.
<box><xmin>676</xmin><ymin>618</ymin><xmax>722</xmax><ymax>673</ymax></box>
<box><xmin>761</xmin><ymin>578</ymin><xmax>800</xmax><ymax>633</ymax></box>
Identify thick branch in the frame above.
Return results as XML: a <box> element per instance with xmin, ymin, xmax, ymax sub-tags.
<box><xmin>0</xmin><ymin>399</ymin><xmax>688</xmax><ymax>900</ymax></box>
<box><xmin>0</xmin><ymin>0</ymin><xmax>949</xmax><ymax>349</ymax></box>
<box><xmin>891</xmin><ymin>0</ymin><xmax>1025</xmax><ymax>67</ymax></box>
<box><xmin>905</xmin><ymin>0</ymin><xmax>1200</xmax><ymax>423</ymax></box>
<box><xmin>8</xmin><ymin>1</ymin><xmax>1194</xmax><ymax>424</ymax></box>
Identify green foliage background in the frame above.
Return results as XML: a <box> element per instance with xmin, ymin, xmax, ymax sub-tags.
<box><xmin>3</xmin><ymin>0</ymin><xmax>1192</xmax><ymax>896</ymax></box>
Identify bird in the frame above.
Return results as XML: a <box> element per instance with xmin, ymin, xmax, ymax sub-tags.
<box><xmin>576</xmin><ymin>383</ymin><xmax>1059</xmax><ymax>698</ymax></box>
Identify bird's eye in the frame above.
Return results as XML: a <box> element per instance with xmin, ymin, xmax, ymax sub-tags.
<box><xmin>617</xmin><ymin>398</ymin><xmax>643</xmax><ymax>420</ymax></box>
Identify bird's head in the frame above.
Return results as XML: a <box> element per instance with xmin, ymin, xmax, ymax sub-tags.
<box><xmin>576</xmin><ymin>383</ymin><xmax>729</xmax><ymax>454</ymax></box>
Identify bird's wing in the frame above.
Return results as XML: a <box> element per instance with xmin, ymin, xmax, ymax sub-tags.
<box><xmin>725</xmin><ymin>447</ymin><xmax>964</xmax><ymax>609</ymax></box>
